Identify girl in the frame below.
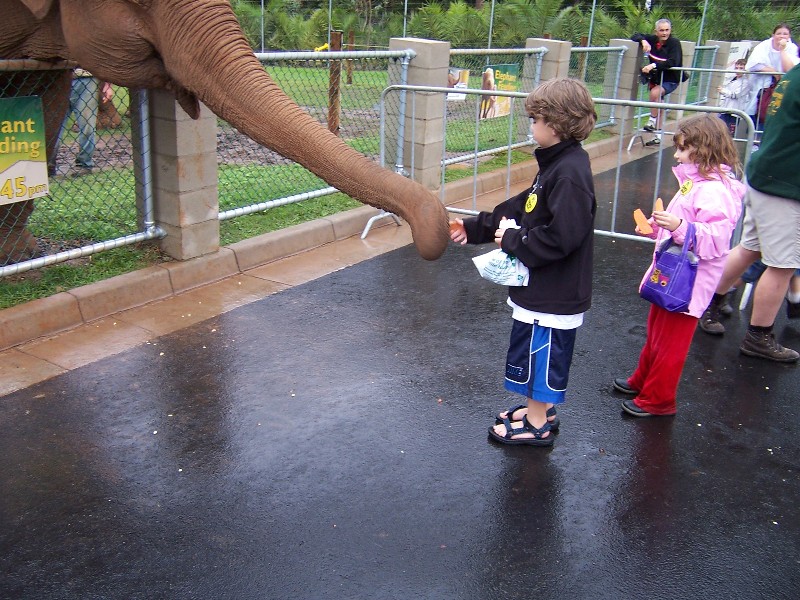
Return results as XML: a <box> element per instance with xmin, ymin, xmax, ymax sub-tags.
<box><xmin>613</xmin><ymin>115</ymin><xmax>746</xmax><ymax>416</ymax></box>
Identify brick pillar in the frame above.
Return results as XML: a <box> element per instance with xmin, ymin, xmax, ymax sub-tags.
<box><xmin>134</xmin><ymin>89</ymin><xmax>219</xmax><ymax>260</ymax></box>
<box><xmin>609</xmin><ymin>38</ymin><xmax>647</xmax><ymax>136</ymax></box>
<box><xmin>673</xmin><ymin>41</ymin><xmax>697</xmax><ymax>118</ymax></box>
<box><xmin>598</xmin><ymin>38</ymin><xmax>644</xmax><ymax>135</ymax></box>
<box><xmin>527</xmin><ymin>38</ymin><xmax>571</xmax><ymax>80</ymax></box>
<box><xmin>387</xmin><ymin>37</ymin><xmax>449</xmax><ymax>192</ymax></box>
<box><xmin>707</xmin><ymin>40</ymin><xmax>735</xmax><ymax>108</ymax></box>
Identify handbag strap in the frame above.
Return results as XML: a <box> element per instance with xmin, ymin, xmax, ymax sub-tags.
<box><xmin>678</xmin><ymin>222</ymin><xmax>695</xmax><ymax>259</ymax></box>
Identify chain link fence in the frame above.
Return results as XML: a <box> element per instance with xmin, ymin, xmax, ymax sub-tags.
<box><xmin>1</xmin><ymin>61</ymin><xmax>151</xmax><ymax>273</ymax></box>
<box><xmin>569</xmin><ymin>46</ymin><xmax>628</xmax><ymax>127</ymax></box>
<box><xmin>441</xmin><ymin>48</ymin><xmax>546</xmax><ymax>170</ymax></box>
<box><xmin>217</xmin><ymin>50</ymin><xmax>410</xmax><ymax>222</ymax></box>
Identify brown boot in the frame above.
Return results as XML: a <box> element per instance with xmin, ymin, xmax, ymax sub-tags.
<box><xmin>739</xmin><ymin>329</ymin><xmax>799</xmax><ymax>363</ymax></box>
<box><xmin>699</xmin><ymin>298</ymin><xmax>726</xmax><ymax>335</ymax></box>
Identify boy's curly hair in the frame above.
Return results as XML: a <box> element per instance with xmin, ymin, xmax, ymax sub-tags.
<box><xmin>524</xmin><ymin>78</ymin><xmax>597</xmax><ymax>142</ymax></box>
<box><xmin>674</xmin><ymin>114</ymin><xmax>742</xmax><ymax>179</ymax></box>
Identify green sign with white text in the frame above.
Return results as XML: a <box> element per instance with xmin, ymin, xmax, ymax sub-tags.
<box><xmin>0</xmin><ymin>96</ymin><xmax>49</xmax><ymax>206</ymax></box>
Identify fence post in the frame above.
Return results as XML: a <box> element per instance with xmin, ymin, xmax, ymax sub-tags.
<box><xmin>346</xmin><ymin>30</ymin><xmax>355</xmax><ymax>85</ymax></box>
<box><xmin>527</xmin><ymin>37</ymin><xmax>571</xmax><ymax>80</ymax></box>
<box><xmin>328</xmin><ymin>31</ymin><xmax>342</xmax><ymax>136</ymax></box>
<box><xmin>387</xmin><ymin>37</ymin><xmax>449</xmax><ymax>191</ymax></box>
<box><xmin>608</xmin><ymin>38</ymin><xmax>644</xmax><ymax>137</ymax></box>
<box><xmin>673</xmin><ymin>41</ymin><xmax>696</xmax><ymax>119</ymax></box>
<box><xmin>706</xmin><ymin>40</ymin><xmax>736</xmax><ymax>106</ymax></box>
<box><xmin>134</xmin><ymin>89</ymin><xmax>219</xmax><ymax>260</ymax></box>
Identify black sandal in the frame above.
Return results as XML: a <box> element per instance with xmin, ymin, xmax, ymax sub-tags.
<box><xmin>495</xmin><ymin>404</ymin><xmax>560</xmax><ymax>432</ymax></box>
<box><xmin>488</xmin><ymin>416</ymin><xmax>554</xmax><ymax>447</ymax></box>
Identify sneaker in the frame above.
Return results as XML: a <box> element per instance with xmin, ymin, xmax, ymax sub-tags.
<box><xmin>612</xmin><ymin>378</ymin><xmax>639</xmax><ymax>395</ymax></box>
<box><xmin>786</xmin><ymin>299</ymin><xmax>800</xmax><ymax>320</ymax></box>
<box><xmin>739</xmin><ymin>330</ymin><xmax>800</xmax><ymax>363</ymax></box>
<box><xmin>644</xmin><ymin>137</ymin><xmax>661</xmax><ymax>147</ymax></box>
<box><xmin>643</xmin><ymin>117</ymin><xmax>657</xmax><ymax>132</ymax></box>
<box><xmin>699</xmin><ymin>303</ymin><xmax>726</xmax><ymax>335</ymax></box>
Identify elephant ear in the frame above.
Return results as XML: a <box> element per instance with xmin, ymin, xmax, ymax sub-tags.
<box><xmin>20</xmin><ymin>0</ymin><xmax>56</xmax><ymax>20</ymax></box>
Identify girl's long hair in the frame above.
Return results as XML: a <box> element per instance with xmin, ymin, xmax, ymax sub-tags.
<box><xmin>674</xmin><ymin>115</ymin><xmax>742</xmax><ymax>180</ymax></box>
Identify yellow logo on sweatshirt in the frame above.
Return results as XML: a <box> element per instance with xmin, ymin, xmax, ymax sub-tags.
<box><xmin>525</xmin><ymin>193</ymin><xmax>537</xmax><ymax>212</ymax></box>
<box><xmin>680</xmin><ymin>180</ymin><xmax>693</xmax><ymax>195</ymax></box>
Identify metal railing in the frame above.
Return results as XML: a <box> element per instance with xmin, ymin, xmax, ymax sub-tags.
<box><xmin>367</xmin><ymin>85</ymin><xmax>755</xmax><ymax>246</ymax></box>
<box><xmin>569</xmin><ymin>46</ymin><xmax>628</xmax><ymax>126</ymax></box>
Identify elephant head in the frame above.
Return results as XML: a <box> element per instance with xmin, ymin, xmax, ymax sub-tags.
<box><xmin>3</xmin><ymin>0</ymin><xmax>449</xmax><ymax>260</ymax></box>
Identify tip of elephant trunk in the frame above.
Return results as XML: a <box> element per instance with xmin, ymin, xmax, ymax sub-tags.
<box><xmin>409</xmin><ymin>201</ymin><xmax>450</xmax><ymax>261</ymax></box>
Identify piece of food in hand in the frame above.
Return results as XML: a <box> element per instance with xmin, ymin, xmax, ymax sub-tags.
<box><xmin>633</xmin><ymin>208</ymin><xmax>653</xmax><ymax>234</ymax></box>
<box><xmin>654</xmin><ymin>197</ymin><xmax>664</xmax><ymax>212</ymax></box>
<box><xmin>449</xmin><ymin>221</ymin><xmax>460</xmax><ymax>234</ymax></box>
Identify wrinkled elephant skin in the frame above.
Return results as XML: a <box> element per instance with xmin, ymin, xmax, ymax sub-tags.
<box><xmin>1</xmin><ymin>0</ymin><xmax>449</xmax><ymax>261</ymax></box>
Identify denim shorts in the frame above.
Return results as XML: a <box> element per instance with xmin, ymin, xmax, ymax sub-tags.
<box><xmin>650</xmin><ymin>80</ymin><xmax>678</xmax><ymax>97</ymax></box>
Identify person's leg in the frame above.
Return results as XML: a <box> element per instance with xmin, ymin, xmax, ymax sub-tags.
<box><xmin>737</xmin><ymin>187</ymin><xmax>800</xmax><ymax>361</ymax></box>
<box><xmin>73</xmin><ymin>77</ymin><xmax>100</xmax><ymax>168</ymax></box>
<box><xmin>648</xmin><ymin>84</ymin><xmax>663</xmax><ymax>123</ymax></box>
<box><xmin>750</xmin><ymin>267</ymin><xmax>795</xmax><ymax>326</ymax></box>
<box><xmin>787</xmin><ymin>273</ymin><xmax>800</xmax><ymax>319</ymax></box>
<box><xmin>717</xmin><ymin>245</ymin><xmax>761</xmax><ymax>294</ymax></box>
<box><xmin>700</xmin><ymin>245</ymin><xmax>761</xmax><ymax>334</ymax></box>
<box><xmin>492</xmin><ymin>322</ymin><xmax>574</xmax><ymax>444</ymax></box>
<box><xmin>627</xmin><ymin>307</ymin><xmax>697</xmax><ymax>416</ymax></box>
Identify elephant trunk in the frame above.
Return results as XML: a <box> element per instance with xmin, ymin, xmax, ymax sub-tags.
<box><xmin>156</xmin><ymin>4</ymin><xmax>448</xmax><ymax>260</ymax></box>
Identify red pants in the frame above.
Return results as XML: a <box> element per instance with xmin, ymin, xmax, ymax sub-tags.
<box><xmin>627</xmin><ymin>305</ymin><xmax>698</xmax><ymax>415</ymax></box>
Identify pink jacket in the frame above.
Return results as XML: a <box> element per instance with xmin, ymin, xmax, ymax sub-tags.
<box><xmin>639</xmin><ymin>163</ymin><xmax>745</xmax><ymax>318</ymax></box>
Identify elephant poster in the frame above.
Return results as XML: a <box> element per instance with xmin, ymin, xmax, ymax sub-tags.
<box><xmin>0</xmin><ymin>97</ymin><xmax>49</xmax><ymax>206</ymax></box>
<box><xmin>481</xmin><ymin>64</ymin><xmax>518</xmax><ymax>120</ymax></box>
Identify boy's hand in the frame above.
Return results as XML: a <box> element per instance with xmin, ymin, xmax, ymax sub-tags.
<box><xmin>652</xmin><ymin>210</ymin><xmax>681</xmax><ymax>232</ymax></box>
<box><xmin>449</xmin><ymin>219</ymin><xmax>467</xmax><ymax>245</ymax></box>
<box><xmin>494</xmin><ymin>227</ymin><xmax>507</xmax><ymax>247</ymax></box>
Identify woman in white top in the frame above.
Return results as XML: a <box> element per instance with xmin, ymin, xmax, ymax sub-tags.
<box><xmin>745</xmin><ymin>24</ymin><xmax>799</xmax><ymax>125</ymax></box>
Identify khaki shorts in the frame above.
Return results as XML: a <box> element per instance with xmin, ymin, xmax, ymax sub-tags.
<box><xmin>739</xmin><ymin>185</ymin><xmax>800</xmax><ymax>269</ymax></box>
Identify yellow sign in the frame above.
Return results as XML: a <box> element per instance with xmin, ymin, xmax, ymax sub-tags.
<box><xmin>0</xmin><ymin>96</ymin><xmax>49</xmax><ymax>206</ymax></box>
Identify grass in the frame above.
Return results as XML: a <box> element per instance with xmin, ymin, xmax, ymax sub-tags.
<box><xmin>0</xmin><ymin>245</ymin><xmax>168</xmax><ymax>310</ymax></box>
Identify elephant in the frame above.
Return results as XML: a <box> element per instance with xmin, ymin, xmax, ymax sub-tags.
<box><xmin>0</xmin><ymin>0</ymin><xmax>449</xmax><ymax>263</ymax></box>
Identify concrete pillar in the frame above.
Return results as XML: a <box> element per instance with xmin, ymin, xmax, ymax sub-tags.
<box><xmin>673</xmin><ymin>41</ymin><xmax>697</xmax><ymax>116</ymax></box>
<box><xmin>136</xmin><ymin>89</ymin><xmax>220</xmax><ymax>260</ymax></box>
<box><xmin>707</xmin><ymin>40</ymin><xmax>736</xmax><ymax>106</ymax></box>
<box><xmin>606</xmin><ymin>39</ymin><xmax>641</xmax><ymax>136</ymax></box>
<box><xmin>387</xmin><ymin>37</ymin><xmax>449</xmax><ymax>191</ymax></box>
<box><xmin>527</xmin><ymin>38</ymin><xmax>571</xmax><ymax>81</ymax></box>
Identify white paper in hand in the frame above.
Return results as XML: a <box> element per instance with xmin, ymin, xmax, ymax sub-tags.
<box><xmin>471</xmin><ymin>219</ymin><xmax>529</xmax><ymax>286</ymax></box>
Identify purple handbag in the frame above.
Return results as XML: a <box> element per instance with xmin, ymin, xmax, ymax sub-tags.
<box><xmin>640</xmin><ymin>223</ymin><xmax>698</xmax><ymax>313</ymax></box>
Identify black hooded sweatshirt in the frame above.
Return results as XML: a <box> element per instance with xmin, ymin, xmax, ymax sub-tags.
<box><xmin>463</xmin><ymin>138</ymin><xmax>595</xmax><ymax>315</ymax></box>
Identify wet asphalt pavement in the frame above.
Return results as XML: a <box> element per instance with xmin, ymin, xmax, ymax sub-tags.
<box><xmin>2</xmin><ymin>154</ymin><xmax>800</xmax><ymax>599</ymax></box>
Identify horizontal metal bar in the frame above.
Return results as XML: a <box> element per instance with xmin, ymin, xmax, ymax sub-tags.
<box><xmin>0</xmin><ymin>227</ymin><xmax>166</xmax><ymax>278</ymax></box>
<box><xmin>450</xmin><ymin>47</ymin><xmax>548</xmax><ymax>55</ymax></box>
<box><xmin>218</xmin><ymin>187</ymin><xmax>338</xmax><ymax>221</ymax></box>
<box><xmin>255</xmin><ymin>50</ymin><xmax>415</xmax><ymax>61</ymax></box>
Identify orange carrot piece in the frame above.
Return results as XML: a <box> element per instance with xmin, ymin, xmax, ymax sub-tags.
<box><xmin>633</xmin><ymin>208</ymin><xmax>653</xmax><ymax>234</ymax></box>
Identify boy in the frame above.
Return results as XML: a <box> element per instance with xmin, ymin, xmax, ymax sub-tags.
<box><xmin>717</xmin><ymin>59</ymin><xmax>752</xmax><ymax>136</ymax></box>
<box><xmin>449</xmin><ymin>78</ymin><xmax>597</xmax><ymax>446</ymax></box>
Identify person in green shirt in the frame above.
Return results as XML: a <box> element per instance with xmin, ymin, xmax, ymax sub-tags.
<box><xmin>699</xmin><ymin>45</ymin><xmax>800</xmax><ymax>362</ymax></box>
